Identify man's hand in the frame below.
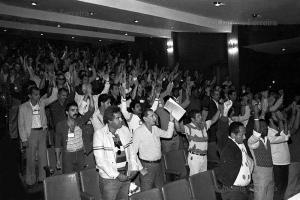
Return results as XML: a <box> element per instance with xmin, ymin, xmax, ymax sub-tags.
<box><xmin>127</xmin><ymin>171</ymin><xmax>138</xmax><ymax>180</ymax></box>
<box><xmin>117</xmin><ymin>173</ymin><xmax>128</xmax><ymax>182</ymax></box>
<box><xmin>22</xmin><ymin>141</ymin><xmax>28</xmax><ymax>148</ymax></box>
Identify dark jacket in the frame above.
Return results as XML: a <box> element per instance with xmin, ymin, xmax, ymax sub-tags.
<box><xmin>55</xmin><ymin>108</ymin><xmax>94</xmax><ymax>152</ymax></box>
<box><xmin>214</xmin><ymin>138</ymin><xmax>242</xmax><ymax>187</ymax></box>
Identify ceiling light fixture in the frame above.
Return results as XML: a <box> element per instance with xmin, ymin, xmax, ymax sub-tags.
<box><xmin>99</xmin><ymin>39</ymin><xmax>102</xmax><ymax>42</ymax></box>
<box><xmin>89</xmin><ymin>12</ymin><xmax>95</xmax><ymax>16</ymax></box>
<box><xmin>31</xmin><ymin>2</ymin><xmax>37</xmax><ymax>6</ymax></box>
<box><xmin>40</xmin><ymin>33</ymin><xmax>44</xmax><ymax>36</ymax></box>
<box><xmin>213</xmin><ymin>1</ymin><xmax>225</xmax><ymax>7</ymax></box>
<box><xmin>3</xmin><ymin>29</ymin><xmax>7</xmax><ymax>32</ymax></box>
<box><xmin>57</xmin><ymin>24</ymin><xmax>61</xmax><ymax>28</ymax></box>
<box><xmin>282</xmin><ymin>48</ymin><xmax>286</xmax><ymax>52</ymax></box>
<box><xmin>124</xmin><ymin>33</ymin><xmax>128</xmax><ymax>36</ymax></box>
<box><xmin>133</xmin><ymin>19</ymin><xmax>139</xmax><ymax>23</ymax></box>
<box><xmin>72</xmin><ymin>36</ymin><xmax>75</xmax><ymax>39</ymax></box>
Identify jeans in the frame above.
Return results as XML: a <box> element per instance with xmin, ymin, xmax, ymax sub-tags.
<box><xmin>140</xmin><ymin>161</ymin><xmax>163</xmax><ymax>191</ymax></box>
<box><xmin>252</xmin><ymin>166</ymin><xmax>274</xmax><ymax>200</ymax></box>
<box><xmin>285</xmin><ymin>162</ymin><xmax>300</xmax><ymax>199</ymax></box>
<box><xmin>62</xmin><ymin>149</ymin><xmax>85</xmax><ymax>174</ymax></box>
<box><xmin>99</xmin><ymin>176</ymin><xmax>130</xmax><ymax>200</ymax></box>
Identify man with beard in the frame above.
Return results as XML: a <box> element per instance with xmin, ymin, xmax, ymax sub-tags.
<box><xmin>120</xmin><ymin>85</ymin><xmax>159</xmax><ymax>133</ymax></box>
<box><xmin>54</xmin><ymin>97</ymin><xmax>95</xmax><ymax>174</ymax></box>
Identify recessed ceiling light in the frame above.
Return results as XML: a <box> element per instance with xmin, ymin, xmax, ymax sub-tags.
<box><xmin>31</xmin><ymin>2</ymin><xmax>37</xmax><ymax>6</ymax></box>
<box><xmin>124</xmin><ymin>33</ymin><xmax>128</xmax><ymax>36</ymax></box>
<box><xmin>89</xmin><ymin>11</ymin><xmax>95</xmax><ymax>16</ymax></box>
<box><xmin>281</xmin><ymin>48</ymin><xmax>286</xmax><ymax>52</ymax></box>
<box><xmin>40</xmin><ymin>33</ymin><xmax>44</xmax><ymax>36</ymax></box>
<box><xmin>133</xmin><ymin>19</ymin><xmax>139</xmax><ymax>23</ymax></box>
<box><xmin>72</xmin><ymin>36</ymin><xmax>75</xmax><ymax>39</ymax></box>
<box><xmin>213</xmin><ymin>1</ymin><xmax>225</xmax><ymax>7</ymax></box>
<box><xmin>57</xmin><ymin>24</ymin><xmax>61</xmax><ymax>28</ymax></box>
<box><xmin>99</xmin><ymin>39</ymin><xmax>102</xmax><ymax>42</ymax></box>
<box><xmin>3</xmin><ymin>29</ymin><xmax>7</xmax><ymax>32</ymax></box>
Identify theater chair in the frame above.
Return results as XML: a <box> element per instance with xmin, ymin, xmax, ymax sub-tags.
<box><xmin>129</xmin><ymin>188</ymin><xmax>163</xmax><ymax>200</ymax></box>
<box><xmin>79</xmin><ymin>168</ymin><xmax>102</xmax><ymax>200</ymax></box>
<box><xmin>162</xmin><ymin>149</ymin><xmax>189</xmax><ymax>182</ymax></box>
<box><xmin>188</xmin><ymin>170</ymin><xmax>217</xmax><ymax>200</ymax></box>
<box><xmin>162</xmin><ymin>179</ymin><xmax>195</xmax><ymax>200</ymax></box>
<box><xmin>44</xmin><ymin>172</ymin><xmax>94</xmax><ymax>200</ymax></box>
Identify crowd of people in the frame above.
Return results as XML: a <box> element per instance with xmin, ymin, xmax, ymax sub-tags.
<box><xmin>1</xmin><ymin>38</ymin><xmax>300</xmax><ymax>200</ymax></box>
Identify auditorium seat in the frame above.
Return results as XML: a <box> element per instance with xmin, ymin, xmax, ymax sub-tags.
<box><xmin>188</xmin><ymin>170</ymin><xmax>217</xmax><ymax>200</ymax></box>
<box><xmin>43</xmin><ymin>172</ymin><xmax>94</xmax><ymax>200</ymax></box>
<box><xmin>162</xmin><ymin>149</ymin><xmax>189</xmax><ymax>182</ymax></box>
<box><xmin>129</xmin><ymin>188</ymin><xmax>163</xmax><ymax>200</ymax></box>
<box><xmin>161</xmin><ymin>179</ymin><xmax>194</xmax><ymax>200</ymax></box>
<box><xmin>79</xmin><ymin>168</ymin><xmax>102</xmax><ymax>200</ymax></box>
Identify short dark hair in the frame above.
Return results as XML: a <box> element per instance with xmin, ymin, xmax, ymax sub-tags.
<box><xmin>58</xmin><ymin>88</ymin><xmax>68</xmax><ymax>95</ymax></box>
<box><xmin>229</xmin><ymin>122</ymin><xmax>244</xmax><ymax>136</ymax></box>
<box><xmin>28</xmin><ymin>86</ymin><xmax>39</xmax><ymax>95</ymax></box>
<box><xmin>103</xmin><ymin>106</ymin><xmax>121</xmax><ymax>124</ymax></box>
<box><xmin>129</xmin><ymin>100</ymin><xmax>140</xmax><ymax>111</ymax></box>
<box><xmin>98</xmin><ymin>94</ymin><xmax>111</xmax><ymax>108</ymax></box>
<box><xmin>65</xmin><ymin>101</ymin><xmax>78</xmax><ymax>112</ymax></box>
<box><xmin>163</xmin><ymin>95</ymin><xmax>173</xmax><ymax>104</ymax></box>
<box><xmin>264</xmin><ymin>112</ymin><xmax>272</xmax><ymax>126</ymax></box>
<box><xmin>188</xmin><ymin>109</ymin><xmax>201</xmax><ymax>120</ymax></box>
<box><xmin>141</xmin><ymin>108</ymin><xmax>153</xmax><ymax>122</ymax></box>
<box><xmin>228</xmin><ymin>90</ymin><xmax>236</xmax><ymax>97</ymax></box>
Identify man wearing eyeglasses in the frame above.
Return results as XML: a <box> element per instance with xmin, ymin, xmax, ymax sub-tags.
<box><xmin>93</xmin><ymin>106</ymin><xmax>142</xmax><ymax>200</ymax></box>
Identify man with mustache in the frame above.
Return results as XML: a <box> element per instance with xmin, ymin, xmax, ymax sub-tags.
<box><xmin>54</xmin><ymin>95</ymin><xmax>95</xmax><ymax>174</ymax></box>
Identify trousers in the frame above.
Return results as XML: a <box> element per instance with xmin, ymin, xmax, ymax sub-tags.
<box><xmin>26</xmin><ymin>129</ymin><xmax>47</xmax><ymax>185</ymax></box>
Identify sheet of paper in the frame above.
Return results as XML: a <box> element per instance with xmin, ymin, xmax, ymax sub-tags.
<box><xmin>164</xmin><ymin>98</ymin><xmax>186</xmax><ymax>121</ymax></box>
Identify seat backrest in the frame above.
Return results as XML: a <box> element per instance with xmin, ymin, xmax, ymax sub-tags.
<box><xmin>162</xmin><ymin>149</ymin><xmax>188</xmax><ymax>179</ymax></box>
<box><xmin>162</xmin><ymin>179</ymin><xmax>192</xmax><ymax>200</ymax></box>
<box><xmin>188</xmin><ymin>170</ymin><xmax>217</xmax><ymax>200</ymax></box>
<box><xmin>44</xmin><ymin>172</ymin><xmax>81</xmax><ymax>200</ymax></box>
<box><xmin>129</xmin><ymin>188</ymin><xmax>163</xmax><ymax>200</ymax></box>
<box><xmin>79</xmin><ymin>168</ymin><xmax>101</xmax><ymax>200</ymax></box>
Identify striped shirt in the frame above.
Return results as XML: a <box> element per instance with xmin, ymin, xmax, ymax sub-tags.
<box><xmin>66</xmin><ymin>126</ymin><xmax>84</xmax><ymax>152</ymax></box>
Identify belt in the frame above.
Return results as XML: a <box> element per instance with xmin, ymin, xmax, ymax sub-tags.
<box><xmin>31</xmin><ymin>127</ymin><xmax>43</xmax><ymax>130</ymax></box>
<box><xmin>189</xmin><ymin>150</ymin><xmax>207</xmax><ymax>156</ymax></box>
<box><xmin>65</xmin><ymin>148</ymin><xmax>84</xmax><ymax>153</ymax></box>
<box><xmin>222</xmin><ymin>185</ymin><xmax>248</xmax><ymax>192</ymax></box>
<box><xmin>140</xmin><ymin>158</ymin><xmax>161</xmax><ymax>163</ymax></box>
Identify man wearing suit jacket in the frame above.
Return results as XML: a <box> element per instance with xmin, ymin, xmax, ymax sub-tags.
<box><xmin>215</xmin><ymin>121</ymin><xmax>254</xmax><ymax>200</ymax></box>
<box><xmin>18</xmin><ymin>85</ymin><xmax>58</xmax><ymax>186</ymax></box>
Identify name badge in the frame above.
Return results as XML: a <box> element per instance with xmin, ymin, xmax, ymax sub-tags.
<box><xmin>68</xmin><ymin>132</ymin><xmax>75</xmax><ymax>138</ymax></box>
<box><xmin>33</xmin><ymin>110</ymin><xmax>39</xmax><ymax>115</ymax></box>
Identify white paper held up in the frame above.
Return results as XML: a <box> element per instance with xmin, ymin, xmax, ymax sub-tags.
<box><xmin>164</xmin><ymin>98</ymin><xmax>186</xmax><ymax>121</ymax></box>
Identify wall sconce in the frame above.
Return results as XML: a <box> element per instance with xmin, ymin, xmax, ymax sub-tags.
<box><xmin>228</xmin><ymin>38</ymin><xmax>238</xmax><ymax>55</ymax></box>
<box><xmin>167</xmin><ymin>39</ymin><xmax>174</xmax><ymax>54</ymax></box>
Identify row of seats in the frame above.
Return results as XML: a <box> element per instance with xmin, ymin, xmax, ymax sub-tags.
<box><xmin>130</xmin><ymin>170</ymin><xmax>218</xmax><ymax>200</ymax></box>
<box><xmin>44</xmin><ymin>168</ymin><xmax>99</xmax><ymax>200</ymax></box>
<box><xmin>44</xmin><ymin>167</ymin><xmax>218</xmax><ymax>200</ymax></box>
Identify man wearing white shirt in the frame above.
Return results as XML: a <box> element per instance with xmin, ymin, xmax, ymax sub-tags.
<box><xmin>265</xmin><ymin>111</ymin><xmax>290</xmax><ymax>200</ymax></box>
<box><xmin>133</xmin><ymin>108</ymin><xmax>175</xmax><ymax>191</ymax></box>
<box><xmin>120</xmin><ymin>85</ymin><xmax>159</xmax><ymax>133</ymax></box>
